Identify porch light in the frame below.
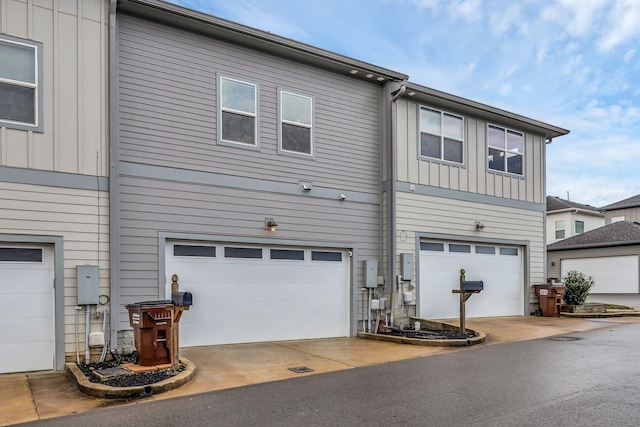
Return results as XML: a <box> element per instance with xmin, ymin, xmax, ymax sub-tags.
<box><xmin>265</xmin><ymin>218</ymin><xmax>278</xmax><ymax>232</ymax></box>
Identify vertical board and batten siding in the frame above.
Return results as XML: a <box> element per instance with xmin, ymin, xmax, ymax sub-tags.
<box><xmin>395</xmin><ymin>192</ymin><xmax>545</xmax><ymax>300</ymax></box>
<box><xmin>117</xmin><ymin>177</ymin><xmax>380</xmax><ymax>329</ymax></box>
<box><xmin>0</xmin><ymin>0</ymin><xmax>109</xmax><ymax>360</ymax></box>
<box><xmin>395</xmin><ymin>99</ymin><xmax>546</xmax><ymax>203</ymax></box>
<box><xmin>117</xmin><ymin>15</ymin><xmax>381</xmax><ymax>193</ymax></box>
<box><xmin>0</xmin><ymin>0</ymin><xmax>108</xmax><ymax>176</ymax></box>
<box><xmin>117</xmin><ymin>15</ymin><xmax>384</xmax><ymax>330</ymax></box>
<box><xmin>605</xmin><ymin>208</ymin><xmax>640</xmax><ymax>224</ymax></box>
<box><xmin>0</xmin><ymin>182</ymin><xmax>109</xmax><ymax>355</ymax></box>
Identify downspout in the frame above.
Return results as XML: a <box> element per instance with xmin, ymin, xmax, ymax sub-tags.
<box><xmin>388</xmin><ymin>84</ymin><xmax>406</xmax><ymax>327</ymax></box>
<box><xmin>108</xmin><ymin>0</ymin><xmax>120</xmax><ymax>352</ymax></box>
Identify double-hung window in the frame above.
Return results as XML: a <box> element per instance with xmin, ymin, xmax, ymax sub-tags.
<box><xmin>279</xmin><ymin>90</ymin><xmax>313</xmax><ymax>157</ymax></box>
<box><xmin>575</xmin><ymin>220</ymin><xmax>584</xmax><ymax>234</ymax></box>
<box><xmin>419</xmin><ymin>106</ymin><xmax>464</xmax><ymax>164</ymax></box>
<box><xmin>0</xmin><ymin>35</ymin><xmax>42</xmax><ymax>131</ymax></box>
<box><xmin>555</xmin><ymin>220</ymin><xmax>565</xmax><ymax>239</ymax></box>
<box><xmin>487</xmin><ymin>124</ymin><xmax>524</xmax><ymax>175</ymax></box>
<box><xmin>218</xmin><ymin>75</ymin><xmax>258</xmax><ymax>148</ymax></box>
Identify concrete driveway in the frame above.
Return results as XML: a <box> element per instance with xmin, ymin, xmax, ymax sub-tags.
<box><xmin>3</xmin><ymin>315</ymin><xmax>640</xmax><ymax>426</ymax></box>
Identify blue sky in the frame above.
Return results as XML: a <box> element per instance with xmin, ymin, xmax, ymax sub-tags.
<box><xmin>167</xmin><ymin>0</ymin><xmax>640</xmax><ymax>208</ymax></box>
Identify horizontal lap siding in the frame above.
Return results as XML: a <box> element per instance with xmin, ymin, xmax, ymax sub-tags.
<box><xmin>0</xmin><ymin>182</ymin><xmax>109</xmax><ymax>355</ymax></box>
<box><xmin>117</xmin><ymin>15</ymin><xmax>381</xmax><ymax>193</ymax></box>
<box><xmin>395</xmin><ymin>192</ymin><xmax>545</xmax><ymax>296</ymax></box>
<box><xmin>117</xmin><ymin>177</ymin><xmax>380</xmax><ymax>329</ymax></box>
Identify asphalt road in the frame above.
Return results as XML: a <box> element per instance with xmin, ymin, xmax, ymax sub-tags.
<box><xmin>19</xmin><ymin>320</ymin><xmax>640</xmax><ymax>426</ymax></box>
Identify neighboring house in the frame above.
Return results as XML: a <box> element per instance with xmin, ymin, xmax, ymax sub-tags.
<box><xmin>390</xmin><ymin>85</ymin><xmax>569</xmax><ymax>320</ymax></box>
<box><xmin>0</xmin><ymin>0</ymin><xmax>108</xmax><ymax>373</ymax></box>
<box><xmin>546</xmin><ymin>196</ymin><xmax>604</xmax><ymax>244</ymax></box>
<box><xmin>548</xmin><ymin>221</ymin><xmax>640</xmax><ymax>307</ymax></box>
<box><xmin>601</xmin><ymin>194</ymin><xmax>640</xmax><ymax>224</ymax></box>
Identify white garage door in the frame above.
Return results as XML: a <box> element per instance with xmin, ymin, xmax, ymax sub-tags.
<box><xmin>419</xmin><ymin>241</ymin><xmax>523</xmax><ymax>319</ymax></box>
<box><xmin>165</xmin><ymin>242</ymin><xmax>350</xmax><ymax>346</ymax></box>
<box><xmin>561</xmin><ymin>256</ymin><xmax>639</xmax><ymax>293</ymax></box>
<box><xmin>0</xmin><ymin>245</ymin><xmax>54</xmax><ymax>374</ymax></box>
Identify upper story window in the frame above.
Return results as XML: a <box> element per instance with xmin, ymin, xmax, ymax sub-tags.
<box><xmin>0</xmin><ymin>35</ymin><xmax>43</xmax><ymax>132</ymax></box>
<box><xmin>279</xmin><ymin>90</ymin><xmax>314</xmax><ymax>157</ymax></box>
<box><xmin>218</xmin><ymin>75</ymin><xmax>258</xmax><ymax>148</ymax></box>
<box><xmin>575</xmin><ymin>220</ymin><xmax>584</xmax><ymax>234</ymax></box>
<box><xmin>419</xmin><ymin>106</ymin><xmax>464</xmax><ymax>164</ymax></box>
<box><xmin>487</xmin><ymin>124</ymin><xmax>524</xmax><ymax>176</ymax></box>
<box><xmin>555</xmin><ymin>220</ymin><xmax>565</xmax><ymax>239</ymax></box>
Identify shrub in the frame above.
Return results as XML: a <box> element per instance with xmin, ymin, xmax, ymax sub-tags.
<box><xmin>562</xmin><ymin>270</ymin><xmax>594</xmax><ymax>305</ymax></box>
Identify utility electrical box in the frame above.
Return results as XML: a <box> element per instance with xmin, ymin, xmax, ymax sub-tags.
<box><xmin>400</xmin><ymin>253</ymin><xmax>414</xmax><ymax>281</ymax></box>
<box><xmin>77</xmin><ymin>265</ymin><xmax>99</xmax><ymax>305</ymax></box>
<box><xmin>364</xmin><ymin>260</ymin><xmax>378</xmax><ymax>288</ymax></box>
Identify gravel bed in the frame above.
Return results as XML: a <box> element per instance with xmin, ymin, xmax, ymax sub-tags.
<box><xmin>380</xmin><ymin>328</ymin><xmax>478</xmax><ymax>340</ymax></box>
<box><xmin>76</xmin><ymin>352</ymin><xmax>185</xmax><ymax>388</ymax></box>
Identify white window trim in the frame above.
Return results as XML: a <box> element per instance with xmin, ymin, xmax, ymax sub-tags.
<box><xmin>217</xmin><ymin>74</ymin><xmax>259</xmax><ymax>150</ymax></box>
<box><xmin>418</xmin><ymin>105</ymin><xmax>465</xmax><ymax>165</ymax></box>
<box><xmin>555</xmin><ymin>220</ymin><xmax>565</xmax><ymax>239</ymax></box>
<box><xmin>574</xmin><ymin>220</ymin><xmax>585</xmax><ymax>234</ymax></box>
<box><xmin>277</xmin><ymin>88</ymin><xmax>315</xmax><ymax>159</ymax></box>
<box><xmin>0</xmin><ymin>35</ymin><xmax>43</xmax><ymax>132</ymax></box>
<box><xmin>487</xmin><ymin>124</ymin><xmax>525</xmax><ymax>176</ymax></box>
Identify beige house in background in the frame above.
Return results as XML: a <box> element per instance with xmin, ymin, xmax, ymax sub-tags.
<box><xmin>546</xmin><ymin>196</ymin><xmax>604</xmax><ymax>245</ymax></box>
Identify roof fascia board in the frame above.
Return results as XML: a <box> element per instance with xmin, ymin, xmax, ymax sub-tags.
<box><xmin>547</xmin><ymin>208</ymin><xmax>604</xmax><ymax>217</ymax></box>
<box><xmin>117</xmin><ymin>0</ymin><xmax>408</xmax><ymax>83</ymax></box>
<box><xmin>405</xmin><ymin>83</ymin><xmax>570</xmax><ymax>139</ymax></box>
<box><xmin>548</xmin><ymin>241</ymin><xmax>640</xmax><ymax>251</ymax></box>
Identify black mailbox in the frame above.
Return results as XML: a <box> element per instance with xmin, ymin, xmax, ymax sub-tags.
<box><xmin>172</xmin><ymin>291</ymin><xmax>193</xmax><ymax>306</ymax></box>
<box><xmin>461</xmin><ymin>280</ymin><xmax>483</xmax><ymax>292</ymax></box>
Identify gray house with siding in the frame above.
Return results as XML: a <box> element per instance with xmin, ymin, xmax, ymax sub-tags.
<box><xmin>111</xmin><ymin>0</ymin><xmax>408</xmax><ymax>350</ymax></box>
<box><xmin>601</xmin><ymin>194</ymin><xmax>640</xmax><ymax>224</ymax></box>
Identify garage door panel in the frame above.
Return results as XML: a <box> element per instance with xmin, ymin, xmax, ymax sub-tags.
<box><xmin>0</xmin><ymin>342</ymin><xmax>54</xmax><ymax>374</ymax></box>
<box><xmin>166</xmin><ymin>243</ymin><xmax>349</xmax><ymax>346</ymax></box>
<box><xmin>420</xmin><ymin>241</ymin><xmax>523</xmax><ymax>319</ymax></box>
<box><xmin>0</xmin><ymin>293</ymin><xmax>53</xmax><ymax>318</ymax></box>
<box><xmin>0</xmin><ymin>245</ymin><xmax>54</xmax><ymax>373</ymax></box>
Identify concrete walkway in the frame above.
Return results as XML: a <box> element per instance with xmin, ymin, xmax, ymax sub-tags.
<box><xmin>3</xmin><ymin>315</ymin><xmax>640</xmax><ymax>426</ymax></box>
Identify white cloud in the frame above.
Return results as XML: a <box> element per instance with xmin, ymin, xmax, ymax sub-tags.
<box><xmin>597</xmin><ymin>0</ymin><xmax>640</xmax><ymax>52</ymax></box>
<box><xmin>488</xmin><ymin>3</ymin><xmax>522</xmax><ymax>36</ymax></box>
<box><xmin>449</xmin><ymin>0</ymin><xmax>483</xmax><ymax>23</ymax></box>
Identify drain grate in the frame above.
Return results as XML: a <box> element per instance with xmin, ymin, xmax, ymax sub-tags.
<box><xmin>289</xmin><ymin>366</ymin><xmax>314</xmax><ymax>374</ymax></box>
<box><xmin>550</xmin><ymin>336</ymin><xmax>581</xmax><ymax>341</ymax></box>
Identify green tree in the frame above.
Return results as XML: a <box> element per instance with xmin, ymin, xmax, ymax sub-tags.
<box><xmin>562</xmin><ymin>270</ymin><xmax>594</xmax><ymax>305</ymax></box>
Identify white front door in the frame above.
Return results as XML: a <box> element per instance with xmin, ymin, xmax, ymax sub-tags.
<box><xmin>419</xmin><ymin>241</ymin><xmax>523</xmax><ymax>319</ymax></box>
<box><xmin>165</xmin><ymin>242</ymin><xmax>350</xmax><ymax>346</ymax></box>
<box><xmin>0</xmin><ymin>245</ymin><xmax>55</xmax><ymax>373</ymax></box>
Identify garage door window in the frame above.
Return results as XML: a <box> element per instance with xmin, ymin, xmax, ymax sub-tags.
<box><xmin>420</xmin><ymin>242</ymin><xmax>444</xmax><ymax>251</ymax></box>
<box><xmin>311</xmin><ymin>251</ymin><xmax>342</xmax><ymax>262</ymax></box>
<box><xmin>499</xmin><ymin>247</ymin><xmax>518</xmax><ymax>256</ymax></box>
<box><xmin>173</xmin><ymin>245</ymin><xmax>216</xmax><ymax>258</ymax></box>
<box><xmin>475</xmin><ymin>245</ymin><xmax>495</xmax><ymax>255</ymax></box>
<box><xmin>270</xmin><ymin>249</ymin><xmax>305</xmax><ymax>260</ymax></box>
<box><xmin>449</xmin><ymin>244</ymin><xmax>471</xmax><ymax>253</ymax></box>
<box><xmin>224</xmin><ymin>247</ymin><xmax>262</xmax><ymax>259</ymax></box>
<box><xmin>0</xmin><ymin>247</ymin><xmax>42</xmax><ymax>262</ymax></box>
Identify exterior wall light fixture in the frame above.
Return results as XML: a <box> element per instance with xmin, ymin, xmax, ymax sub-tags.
<box><xmin>265</xmin><ymin>218</ymin><xmax>278</xmax><ymax>231</ymax></box>
<box><xmin>475</xmin><ymin>221</ymin><xmax>485</xmax><ymax>231</ymax></box>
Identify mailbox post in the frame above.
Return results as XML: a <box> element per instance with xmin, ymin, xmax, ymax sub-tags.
<box><xmin>452</xmin><ymin>269</ymin><xmax>483</xmax><ymax>335</ymax></box>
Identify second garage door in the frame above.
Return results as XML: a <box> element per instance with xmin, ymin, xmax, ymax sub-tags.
<box><xmin>561</xmin><ymin>256</ymin><xmax>639</xmax><ymax>294</ymax></box>
<box><xmin>165</xmin><ymin>242</ymin><xmax>350</xmax><ymax>347</ymax></box>
<box><xmin>419</xmin><ymin>240</ymin><xmax>523</xmax><ymax>319</ymax></box>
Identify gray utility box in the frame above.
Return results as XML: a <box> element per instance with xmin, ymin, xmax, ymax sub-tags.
<box><xmin>77</xmin><ymin>265</ymin><xmax>99</xmax><ymax>305</ymax></box>
<box><xmin>461</xmin><ymin>280</ymin><xmax>484</xmax><ymax>292</ymax></box>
